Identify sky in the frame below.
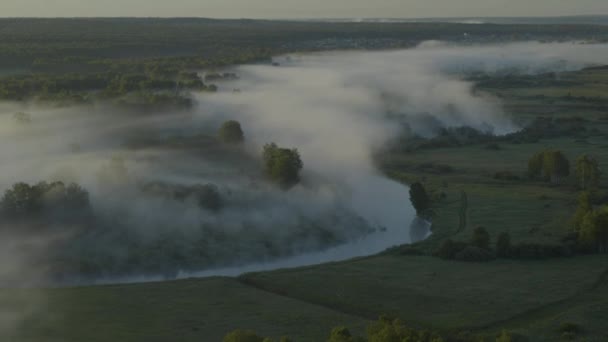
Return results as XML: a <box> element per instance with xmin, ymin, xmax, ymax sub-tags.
<box><xmin>2</xmin><ymin>0</ymin><xmax>607</xmax><ymax>18</ymax></box>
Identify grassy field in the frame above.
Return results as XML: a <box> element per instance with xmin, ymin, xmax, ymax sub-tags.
<box><xmin>242</xmin><ymin>255</ymin><xmax>608</xmax><ymax>336</ymax></box>
<box><xmin>7</xmin><ymin>278</ymin><xmax>368</xmax><ymax>342</ymax></box>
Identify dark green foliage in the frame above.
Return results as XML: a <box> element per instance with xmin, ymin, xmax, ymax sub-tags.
<box><xmin>494</xmin><ymin>171</ymin><xmax>519</xmax><ymax>181</ymax></box>
<box><xmin>327</xmin><ymin>326</ymin><xmax>354</xmax><ymax>342</ymax></box>
<box><xmin>366</xmin><ymin>316</ymin><xmax>444</xmax><ymax>342</ymax></box>
<box><xmin>575</xmin><ymin>154</ymin><xmax>601</xmax><ymax>190</ymax></box>
<box><xmin>223</xmin><ymin>329</ymin><xmax>266</xmax><ymax>342</ymax></box>
<box><xmin>434</xmin><ymin>239</ymin><xmax>467</xmax><ymax>260</ymax></box>
<box><xmin>528</xmin><ymin>150</ymin><xmax>570</xmax><ymax>183</ymax></box>
<box><xmin>573</xmin><ymin>191</ymin><xmax>593</xmax><ymax>232</ymax></box>
<box><xmin>409</xmin><ymin>182</ymin><xmax>430</xmax><ymax>216</ymax></box>
<box><xmin>141</xmin><ymin>182</ymin><xmax>223</xmax><ymax>211</ymax></box>
<box><xmin>558</xmin><ymin>322</ymin><xmax>582</xmax><ymax>341</ymax></box>
<box><xmin>471</xmin><ymin>226</ymin><xmax>490</xmax><ymax>250</ymax></box>
<box><xmin>527</xmin><ymin>151</ymin><xmax>544</xmax><ymax>179</ymax></box>
<box><xmin>454</xmin><ymin>246</ymin><xmax>495</xmax><ymax>262</ymax></box>
<box><xmin>507</xmin><ymin>243</ymin><xmax>573</xmax><ymax>259</ymax></box>
<box><xmin>558</xmin><ymin>322</ymin><xmax>581</xmax><ymax>335</ymax></box>
<box><xmin>1</xmin><ymin>181</ymin><xmax>90</xmax><ymax>219</ymax></box>
<box><xmin>496</xmin><ymin>330</ymin><xmax>513</xmax><ymax>342</ymax></box>
<box><xmin>496</xmin><ymin>232</ymin><xmax>512</xmax><ymax>258</ymax></box>
<box><xmin>262</xmin><ymin>143</ymin><xmax>303</xmax><ymax>189</ymax></box>
<box><xmin>578</xmin><ymin>206</ymin><xmax>608</xmax><ymax>253</ymax></box>
<box><xmin>219</xmin><ymin>120</ymin><xmax>245</xmax><ymax>144</ymax></box>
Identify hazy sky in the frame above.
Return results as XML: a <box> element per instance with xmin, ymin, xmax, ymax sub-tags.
<box><xmin>2</xmin><ymin>0</ymin><xmax>607</xmax><ymax>18</ymax></box>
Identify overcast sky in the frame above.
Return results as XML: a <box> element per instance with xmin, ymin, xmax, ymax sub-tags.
<box><xmin>2</xmin><ymin>0</ymin><xmax>607</xmax><ymax>18</ymax></box>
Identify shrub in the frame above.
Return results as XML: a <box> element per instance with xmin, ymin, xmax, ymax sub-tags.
<box><xmin>435</xmin><ymin>239</ymin><xmax>467</xmax><ymax>260</ymax></box>
<box><xmin>454</xmin><ymin>246</ymin><xmax>495</xmax><ymax>262</ymax></box>
<box><xmin>494</xmin><ymin>171</ymin><xmax>519</xmax><ymax>181</ymax></box>
<box><xmin>328</xmin><ymin>326</ymin><xmax>354</xmax><ymax>342</ymax></box>
<box><xmin>471</xmin><ymin>226</ymin><xmax>490</xmax><ymax>250</ymax></box>
<box><xmin>496</xmin><ymin>330</ymin><xmax>512</xmax><ymax>342</ymax></box>
<box><xmin>223</xmin><ymin>329</ymin><xmax>266</xmax><ymax>342</ymax></box>
<box><xmin>558</xmin><ymin>322</ymin><xmax>581</xmax><ymax>335</ymax></box>
<box><xmin>262</xmin><ymin>143</ymin><xmax>303</xmax><ymax>189</ymax></box>
<box><xmin>219</xmin><ymin>120</ymin><xmax>245</xmax><ymax>144</ymax></box>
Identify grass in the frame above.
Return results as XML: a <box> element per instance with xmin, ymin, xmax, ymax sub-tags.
<box><xmin>241</xmin><ymin>255</ymin><xmax>608</xmax><ymax>333</ymax></box>
<box><xmin>7</xmin><ymin>277</ymin><xmax>368</xmax><ymax>342</ymax></box>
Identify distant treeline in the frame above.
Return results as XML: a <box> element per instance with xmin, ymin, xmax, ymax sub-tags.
<box><xmin>2</xmin><ymin>18</ymin><xmax>608</xmax><ymax>102</ymax></box>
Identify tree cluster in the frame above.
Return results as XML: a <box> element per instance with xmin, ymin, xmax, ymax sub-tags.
<box><xmin>527</xmin><ymin>149</ymin><xmax>570</xmax><ymax>184</ymax></box>
<box><xmin>223</xmin><ymin>315</ymin><xmax>521</xmax><ymax>342</ymax></box>
<box><xmin>435</xmin><ymin>228</ymin><xmax>577</xmax><ymax>262</ymax></box>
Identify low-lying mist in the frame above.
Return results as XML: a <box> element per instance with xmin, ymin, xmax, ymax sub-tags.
<box><xmin>1</xmin><ymin>41</ymin><xmax>608</xmax><ymax>289</ymax></box>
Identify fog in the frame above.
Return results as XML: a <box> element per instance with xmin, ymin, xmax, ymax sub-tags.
<box><xmin>1</xmin><ymin>42</ymin><xmax>608</xmax><ymax>293</ymax></box>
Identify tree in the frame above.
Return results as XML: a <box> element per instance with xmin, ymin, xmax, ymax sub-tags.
<box><xmin>223</xmin><ymin>330</ymin><xmax>266</xmax><ymax>342</ymax></box>
<box><xmin>262</xmin><ymin>143</ymin><xmax>303</xmax><ymax>189</ymax></box>
<box><xmin>528</xmin><ymin>150</ymin><xmax>570</xmax><ymax>183</ymax></box>
<box><xmin>542</xmin><ymin>150</ymin><xmax>570</xmax><ymax>184</ymax></box>
<box><xmin>527</xmin><ymin>151</ymin><xmax>544</xmax><ymax>179</ymax></box>
<box><xmin>409</xmin><ymin>182</ymin><xmax>430</xmax><ymax>216</ymax></box>
<box><xmin>471</xmin><ymin>226</ymin><xmax>490</xmax><ymax>250</ymax></box>
<box><xmin>579</xmin><ymin>206</ymin><xmax>608</xmax><ymax>253</ymax></box>
<box><xmin>219</xmin><ymin>120</ymin><xmax>245</xmax><ymax>144</ymax></box>
<box><xmin>1</xmin><ymin>181</ymin><xmax>90</xmax><ymax>219</ymax></box>
<box><xmin>496</xmin><ymin>330</ymin><xmax>513</xmax><ymax>342</ymax></box>
<box><xmin>328</xmin><ymin>326</ymin><xmax>354</xmax><ymax>342</ymax></box>
<box><xmin>496</xmin><ymin>232</ymin><xmax>511</xmax><ymax>258</ymax></box>
<box><xmin>573</xmin><ymin>191</ymin><xmax>593</xmax><ymax>232</ymax></box>
<box><xmin>575</xmin><ymin>154</ymin><xmax>601</xmax><ymax>190</ymax></box>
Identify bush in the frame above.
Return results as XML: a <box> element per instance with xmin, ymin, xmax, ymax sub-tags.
<box><xmin>454</xmin><ymin>246</ymin><xmax>495</xmax><ymax>262</ymax></box>
<box><xmin>327</xmin><ymin>326</ymin><xmax>354</xmax><ymax>342</ymax></box>
<box><xmin>262</xmin><ymin>143</ymin><xmax>303</xmax><ymax>189</ymax></box>
<box><xmin>223</xmin><ymin>329</ymin><xmax>266</xmax><ymax>342</ymax></box>
<box><xmin>558</xmin><ymin>322</ymin><xmax>581</xmax><ymax>335</ymax></box>
<box><xmin>508</xmin><ymin>243</ymin><xmax>573</xmax><ymax>259</ymax></box>
<box><xmin>219</xmin><ymin>120</ymin><xmax>245</xmax><ymax>144</ymax></box>
<box><xmin>471</xmin><ymin>226</ymin><xmax>490</xmax><ymax>250</ymax></box>
<box><xmin>496</xmin><ymin>330</ymin><xmax>512</xmax><ymax>342</ymax></box>
<box><xmin>141</xmin><ymin>182</ymin><xmax>223</xmax><ymax>211</ymax></box>
<box><xmin>435</xmin><ymin>239</ymin><xmax>467</xmax><ymax>260</ymax></box>
<box><xmin>494</xmin><ymin>171</ymin><xmax>519</xmax><ymax>181</ymax></box>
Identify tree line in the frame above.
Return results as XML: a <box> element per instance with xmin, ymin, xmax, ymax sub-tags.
<box><xmin>223</xmin><ymin>315</ymin><xmax>518</xmax><ymax>342</ymax></box>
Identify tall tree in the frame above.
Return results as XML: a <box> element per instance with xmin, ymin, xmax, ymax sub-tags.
<box><xmin>409</xmin><ymin>182</ymin><xmax>430</xmax><ymax>216</ymax></box>
<box><xmin>528</xmin><ymin>150</ymin><xmax>570</xmax><ymax>183</ymax></box>
<box><xmin>543</xmin><ymin>150</ymin><xmax>570</xmax><ymax>183</ymax></box>
<box><xmin>471</xmin><ymin>226</ymin><xmax>490</xmax><ymax>250</ymax></box>
<box><xmin>573</xmin><ymin>191</ymin><xmax>593</xmax><ymax>232</ymax></box>
<box><xmin>575</xmin><ymin>154</ymin><xmax>601</xmax><ymax>190</ymax></box>
<box><xmin>262</xmin><ymin>143</ymin><xmax>303</xmax><ymax>189</ymax></box>
<box><xmin>527</xmin><ymin>151</ymin><xmax>544</xmax><ymax>179</ymax></box>
<box><xmin>218</xmin><ymin>120</ymin><xmax>245</xmax><ymax>144</ymax></box>
<box><xmin>579</xmin><ymin>206</ymin><xmax>608</xmax><ymax>253</ymax></box>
